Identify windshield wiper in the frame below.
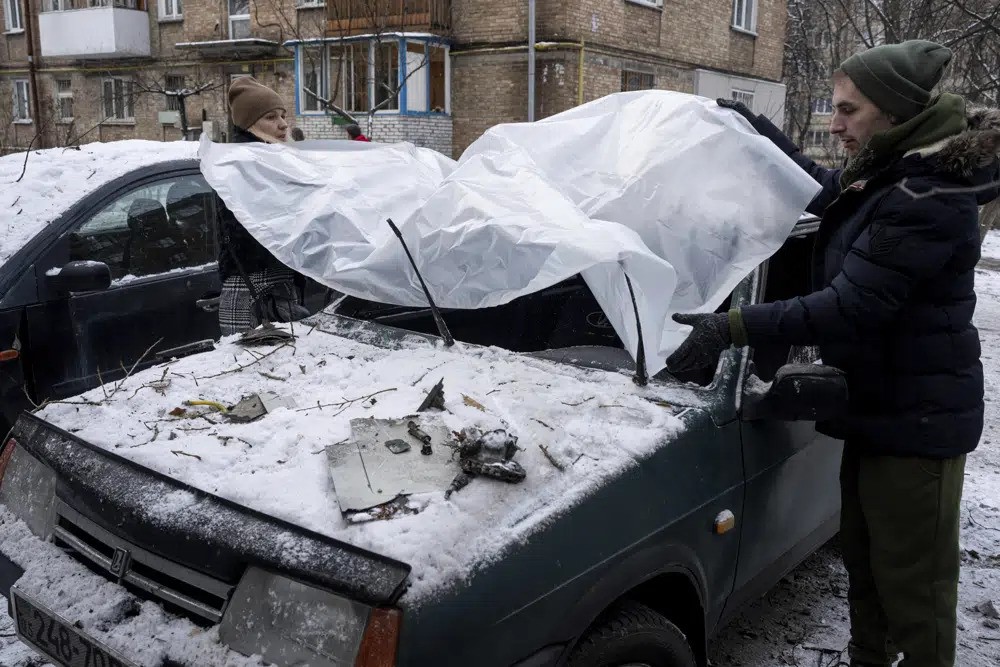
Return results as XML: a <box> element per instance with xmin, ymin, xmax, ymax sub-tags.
<box><xmin>622</xmin><ymin>269</ymin><xmax>649</xmax><ymax>386</ymax></box>
<box><xmin>386</xmin><ymin>218</ymin><xmax>455</xmax><ymax>347</ymax></box>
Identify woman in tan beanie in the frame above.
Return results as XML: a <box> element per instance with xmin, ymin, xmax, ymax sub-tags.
<box><xmin>217</xmin><ymin>77</ymin><xmax>320</xmax><ymax>334</ymax></box>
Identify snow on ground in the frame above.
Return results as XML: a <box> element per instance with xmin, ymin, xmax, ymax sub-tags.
<box><xmin>0</xmin><ymin>141</ymin><xmax>199</xmax><ymax>266</ymax></box>
<box><xmin>710</xmin><ymin>234</ymin><xmax>1000</xmax><ymax>667</ymax></box>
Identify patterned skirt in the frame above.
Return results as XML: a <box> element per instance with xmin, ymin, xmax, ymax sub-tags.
<box><xmin>218</xmin><ymin>268</ymin><xmax>298</xmax><ymax>336</ymax></box>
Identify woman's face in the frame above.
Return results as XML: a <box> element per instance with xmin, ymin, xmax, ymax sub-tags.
<box><xmin>251</xmin><ymin>109</ymin><xmax>289</xmax><ymax>143</ymax></box>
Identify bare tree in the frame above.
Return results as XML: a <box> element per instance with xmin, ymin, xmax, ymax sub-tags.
<box><xmin>133</xmin><ymin>74</ymin><xmax>224</xmax><ymax>140</ymax></box>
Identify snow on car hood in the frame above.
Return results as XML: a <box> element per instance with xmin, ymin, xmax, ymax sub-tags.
<box><xmin>0</xmin><ymin>140</ymin><xmax>199</xmax><ymax>267</ymax></box>
<box><xmin>199</xmin><ymin>91</ymin><xmax>821</xmax><ymax>377</ymax></box>
<box><xmin>36</xmin><ymin>314</ymin><xmax>696</xmax><ymax>602</ymax></box>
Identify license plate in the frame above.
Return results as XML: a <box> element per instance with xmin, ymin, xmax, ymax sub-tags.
<box><xmin>10</xmin><ymin>587</ymin><xmax>138</xmax><ymax>667</ymax></box>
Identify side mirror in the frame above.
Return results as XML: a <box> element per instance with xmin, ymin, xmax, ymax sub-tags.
<box><xmin>46</xmin><ymin>261</ymin><xmax>112</xmax><ymax>293</ymax></box>
<box><xmin>743</xmin><ymin>363</ymin><xmax>848</xmax><ymax>422</ymax></box>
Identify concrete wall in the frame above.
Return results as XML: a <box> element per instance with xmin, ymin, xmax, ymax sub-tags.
<box><xmin>295</xmin><ymin>113</ymin><xmax>453</xmax><ymax>157</ymax></box>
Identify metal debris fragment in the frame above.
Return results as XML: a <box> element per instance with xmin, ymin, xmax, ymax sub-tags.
<box><xmin>407</xmin><ymin>420</ymin><xmax>433</xmax><ymax>455</ymax></box>
<box><xmin>385</xmin><ymin>439</ymin><xmax>411</xmax><ymax>454</ymax></box>
<box><xmin>238</xmin><ymin>322</ymin><xmax>295</xmax><ymax>346</ymax></box>
<box><xmin>417</xmin><ymin>377</ymin><xmax>446</xmax><ymax>412</ymax></box>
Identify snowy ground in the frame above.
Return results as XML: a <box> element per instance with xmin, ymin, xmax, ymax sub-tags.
<box><xmin>3</xmin><ymin>241</ymin><xmax>1000</xmax><ymax>666</ymax></box>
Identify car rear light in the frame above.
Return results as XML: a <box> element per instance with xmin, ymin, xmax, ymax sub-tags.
<box><xmin>0</xmin><ymin>438</ymin><xmax>17</xmax><ymax>487</ymax></box>
<box><xmin>355</xmin><ymin>607</ymin><xmax>402</xmax><ymax>667</ymax></box>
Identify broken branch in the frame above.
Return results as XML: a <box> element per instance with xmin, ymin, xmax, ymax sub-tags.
<box><xmin>539</xmin><ymin>444</ymin><xmax>565</xmax><ymax>471</ymax></box>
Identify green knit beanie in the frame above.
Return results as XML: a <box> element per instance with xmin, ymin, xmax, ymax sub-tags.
<box><xmin>840</xmin><ymin>40</ymin><xmax>953</xmax><ymax>121</ymax></box>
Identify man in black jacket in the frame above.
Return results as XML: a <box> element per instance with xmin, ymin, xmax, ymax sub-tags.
<box><xmin>667</xmin><ymin>41</ymin><xmax>1000</xmax><ymax>667</ymax></box>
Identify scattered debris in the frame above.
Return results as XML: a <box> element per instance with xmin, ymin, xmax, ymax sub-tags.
<box><xmin>225</xmin><ymin>392</ymin><xmax>296</xmax><ymax>423</ymax></box>
<box><xmin>184</xmin><ymin>399</ymin><xmax>228</xmax><ymax>413</ymax></box>
<box><xmin>561</xmin><ymin>397</ymin><xmax>594</xmax><ymax>407</ymax></box>
<box><xmin>538</xmin><ymin>444</ymin><xmax>565</xmax><ymax>471</ymax></box>
<box><xmin>531</xmin><ymin>418</ymin><xmax>554</xmax><ymax>430</ymax></box>
<box><xmin>238</xmin><ymin>322</ymin><xmax>295</xmax><ymax>346</ymax></box>
<box><xmin>344</xmin><ymin>495</ymin><xmax>421</xmax><ymax>524</ymax></box>
<box><xmin>977</xmin><ymin>600</ymin><xmax>1000</xmax><ymax>620</ymax></box>
<box><xmin>171</xmin><ymin>450</ymin><xmax>202</xmax><ymax>461</ymax></box>
<box><xmin>444</xmin><ymin>472</ymin><xmax>474</xmax><ymax>499</ymax></box>
<box><xmin>168</xmin><ymin>407</ymin><xmax>187</xmax><ymax>417</ymax></box>
<box><xmin>407</xmin><ymin>420</ymin><xmax>433</xmax><ymax>455</ymax></box>
<box><xmin>385</xmin><ymin>439</ymin><xmax>411</xmax><ymax>454</ymax></box>
<box><xmin>457</xmin><ymin>427</ymin><xmax>526</xmax><ymax>484</ymax></box>
<box><xmin>417</xmin><ymin>377</ymin><xmax>446</xmax><ymax>412</ymax></box>
<box><xmin>462</xmin><ymin>394</ymin><xmax>486</xmax><ymax>411</ymax></box>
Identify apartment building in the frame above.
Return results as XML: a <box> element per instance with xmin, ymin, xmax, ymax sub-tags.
<box><xmin>1</xmin><ymin>0</ymin><xmax>789</xmax><ymax>158</ymax></box>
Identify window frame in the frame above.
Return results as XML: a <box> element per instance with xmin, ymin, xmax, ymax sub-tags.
<box><xmin>620</xmin><ymin>70</ymin><xmax>655</xmax><ymax>93</ymax></box>
<box><xmin>12</xmin><ymin>79</ymin><xmax>30</xmax><ymax>122</ymax></box>
<box><xmin>297</xmin><ymin>37</ymin><xmax>450</xmax><ymax>117</ymax></box>
<box><xmin>55</xmin><ymin>79</ymin><xmax>73</xmax><ymax>123</ymax></box>
<box><xmin>731</xmin><ymin>0</ymin><xmax>757</xmax><ymax>34</ymax></box>
<box><xmin>159</xmin><ymin>0</ymin><xmax>182</xmax><ymax>20</ymax></box>
<box><xmin>4</xmin><ymin>0</ymin><xmax>23</xmax><ymax>32</ymax></box>
<box><xmin>299</xmin><ymin>46</ymin><xmax>329</xmax><ymax>113</ymax></box>
<box><xmin>228</xmin><ymin>0</ymin><xmax>250</xmax><ymax>39</ymax></box>
<box><xmin>811</xmin><ymin>97</ymin><xmax>833</xmax><ymax>115</ymax></box>
<box><xmin>102</xmin><ymin>77</ymin><xmax>136</xmax><ymax>123</ymax></box>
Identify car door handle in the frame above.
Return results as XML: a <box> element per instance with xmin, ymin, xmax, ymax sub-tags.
<box><xmin>196</xmin><ymin>296</ymin><xmax>221</xmax><ymax>312</ymax></box>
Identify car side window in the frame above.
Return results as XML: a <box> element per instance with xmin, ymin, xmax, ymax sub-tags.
<box><xmin>69</xmin><ymin>176</ymin><xmax>217</xmax><ymax>281</ymax></box>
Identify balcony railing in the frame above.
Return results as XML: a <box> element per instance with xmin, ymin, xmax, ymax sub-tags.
<box><xmin>327</xmin><ymin>0</ymin><xmax>450</xmax><ymax>36</ymax></box>
<box><xmin>38</xmin><ymin>4</ymin><xmax>150</xmax><ymax>59</ymax></box>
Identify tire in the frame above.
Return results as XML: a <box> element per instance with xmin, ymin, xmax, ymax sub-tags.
<box><xmin>567</xmin><ymin>600</ymin><xmax>697</xmax><ymax>667</ymax></box>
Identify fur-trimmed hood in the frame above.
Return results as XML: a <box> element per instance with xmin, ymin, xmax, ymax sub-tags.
<box><xmin>935</xmin><ymin>106</ymin><xmax>1000</xmax><ymax>177</ymax></box>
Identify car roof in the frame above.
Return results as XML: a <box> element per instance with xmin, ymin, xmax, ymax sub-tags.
<box><xmin>0</xmin><ymin>140</ymin><xmax>200</xmax><ymax>268</ymax></box>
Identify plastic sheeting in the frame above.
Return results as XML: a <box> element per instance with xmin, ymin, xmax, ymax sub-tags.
<box><xmin>199</xmin><ymin>91</ymin><xmax>821</xmax><ymax>376</ymax></box>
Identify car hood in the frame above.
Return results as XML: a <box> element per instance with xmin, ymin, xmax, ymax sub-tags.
<box><xmin>34</xmin><ymin>311</ymin><xmax>701</xmax><ymax>602</ymax></box>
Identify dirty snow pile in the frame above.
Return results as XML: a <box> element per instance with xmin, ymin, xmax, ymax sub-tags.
<box><xmin>34</xmin><ymin>310</ymin><xmax>691</xmax><ymax>602</ymax></box>
<box><xmin>0</xmin><ymin>141</ymin><xmax>198</xmax><ymax>265</ymax></box>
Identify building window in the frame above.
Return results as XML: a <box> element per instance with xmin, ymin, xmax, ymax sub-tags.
<box><xmin>165</xmin><ymin>75</ymin><xmax>184</xmax><ymax>111</ymax></box>
<box><xmin>102</xmin><ymin>77</ymin><xmax>135</xmax><ymax>121</ymax></box>
<box><xmin>4</xmin><ymin>0</ymin><xmax>23</xmax><ymax>31</ymax></box>
<box><xmin>374</xmin><ymin>42</ymin><xmax>400</xmax><ymax>112</ymax></box>
<box><xmin>811</xmin><ymin>97</ymin><xmax>833</xmax><ymax>114</ymax></box>
<box><xmin>297</xmin><ymin>0</ymin><xmax>324</xmax><ymax>6</ymax></box>
<box><xmin>13</xmin><ymin>79</ymin><xmax>30</xmax><ymax>121</ymax></box>
<box><xmin>160</xmin><ymin>0</ymin><xmax>182</xmax><ymax>19</ymax></box>
<box><xmin>806</xmin><ymin>129</ymin><xmax>828</xmax><ymax>147</ymax></box>
<box><xmin>621</xmin><ymin>70</ymin><xmax>655</xmax><ymax>92</ymax></box>
<box><xmin>55</xmin><ymin>79</ymin><xmax>73</xmax><ymax>121</ymax></box>
<box><xmin>228</xmin><ymin>0</ymin><xmax>250</xmax><ymax>39</ymax></box>
<box><xmin>732</xmin><ymin>0</ymin><xmax>757</xmax><ymax>33</ymax></box>
<box><xmin>731</xmin><ymin>88</ymin><xmax>755</xmax><ymax>109</ymax></box>
<box><xmin>300</xmin><ymin>47</ymin><xmax>328</xmax><ymax>112</ymax></box>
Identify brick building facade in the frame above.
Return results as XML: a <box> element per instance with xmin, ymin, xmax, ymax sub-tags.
<box><xmin>1</xmin><ymin>0</ymin><xmax>788</xmax><ymax>158</ymax></box>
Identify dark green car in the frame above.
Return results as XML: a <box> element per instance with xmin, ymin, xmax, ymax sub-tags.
<box><xmin>0</xmin><ymin>216</ymin><xmax>845</xmax><ymax>667</ymax></box>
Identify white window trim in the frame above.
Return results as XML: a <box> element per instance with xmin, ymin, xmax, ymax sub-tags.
<box><xmin>298</xmin><ymin>46</ymin><xmax>329</xmax><ymax>114</ymax></box>
<box><xmin>4</xmin><ymin>0</ymin><xmax>24</xmax><ymax>32</ymax></box>
<box><xmin>102</xmin><ymin>77</ymin><xmax>136</xmax><ymax>123</ymax></box>
<box><xmin>731</xmin><ymin>0</ymin><xmax>758</xmax><ymax>35</ymax></box>
<box><xmin>55</xmin><ymin>79</ymin><xmax>73</xmax><ymax>122</ymax></box>
<box><xmin>296</xmin><ymin>0</ymin><xmax>325</xmax><ymax>8</ymax></box>
<box><xmin>159</xmin><ymin>0</ymin><xmax>182</xmax><ymax>20</ymax></box>
<box><xmin>12</xmin><ymin>79</ymin><xmax>31</xmax><ymax>122</ymax></box>
<box><xmin>228</xmin><ymin>0</ymin><xmax>250</xmax><ymax>40</ymax></box>
<box><xmin>623</xmin><ymin>0</ymin><xmax>664</xmax><ymax>10</ymax></box>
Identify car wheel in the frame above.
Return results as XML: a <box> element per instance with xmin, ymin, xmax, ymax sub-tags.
<box><xmin>567</xmin><ymin>600</ymin><xmax>697</xmax><ymax>667</ymax></box>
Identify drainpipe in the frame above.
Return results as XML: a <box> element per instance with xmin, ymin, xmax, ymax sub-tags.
<box><xmin>527</xmin><ymin>0</ymin><xmax>535</xmax><ymax>121</ymax></box>
<box><xmin>23</xmin><ymin>0</ymin><xmax>44</xmax><ymax>147</ymax></box>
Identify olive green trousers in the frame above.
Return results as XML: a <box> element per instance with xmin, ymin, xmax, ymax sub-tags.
<box><xmin>839</xmin><ymin>446</ymin><xmax>966</xmax><ymax>667</ymax></box>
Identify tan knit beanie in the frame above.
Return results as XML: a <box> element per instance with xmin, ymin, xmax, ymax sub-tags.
<box><xmin>228</xmin><ymin>77</ymin><xmax>286</xmax><ymax>130</ymax></box>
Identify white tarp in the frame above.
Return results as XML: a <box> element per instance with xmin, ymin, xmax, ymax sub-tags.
<box><xmin>199</xmin><ymin>91</ymin><xmax>820</xmax><ymax>375</ymax></box>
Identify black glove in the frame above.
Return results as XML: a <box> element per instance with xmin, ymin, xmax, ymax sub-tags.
<box><xmin>666</xmin><ymin>312</ymin><xmax>732</xmax><ymax>374</ymax></box>
<box><xmin>716</xmin><ymin>97</ymin><xmax>757</xmax><ymax>125</ymax></box>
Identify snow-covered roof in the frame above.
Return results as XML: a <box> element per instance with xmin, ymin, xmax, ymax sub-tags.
<box><xmin>37</xmin><ymin>311</ymin><xmax>695</xmax><ymax>602</ymax></box>
<box><xmin>0</xmin><ymin>141</ymin><xmax>199</xmax><ymax>268</ymax></box>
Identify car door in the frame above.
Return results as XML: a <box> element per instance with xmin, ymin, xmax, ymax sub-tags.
<box><xmin>726</xmin><ymin>220</ymin><xmax>844</xmax><ymax>610</ymax></box>
<box><xmin>25</xmin><ymin>170</ymin><xmax>222</xmax><ymax>401</ymax></box>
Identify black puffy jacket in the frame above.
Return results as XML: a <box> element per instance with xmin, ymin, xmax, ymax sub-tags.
<box><xmin>740</xmin><ymin>108</ymin><xmax>1000</xmax><ymax>458</ymax></box>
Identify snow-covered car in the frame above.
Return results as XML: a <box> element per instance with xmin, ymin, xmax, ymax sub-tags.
<box><xmin>0</xmin><ymin>142</ymin><xmax>330</xmax><ymax>436</ymax></box>
<box><xmin>0</xmin><ymin>213</ymin><xmax>846</xmax><ymax>667</ymax></box>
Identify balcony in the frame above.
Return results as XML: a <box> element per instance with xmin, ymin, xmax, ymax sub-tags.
<box><xmin>39</xmin><ymin>2</ymin><xmax>150</xmax><ymax>60</ymax></box>
<box><xmin>327</xmin><ymin>0</ymin><xmax>450</xmax><ymax>36</ymax></box>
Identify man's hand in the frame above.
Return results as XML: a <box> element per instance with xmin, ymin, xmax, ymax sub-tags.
<box><xmin>716</xmin><ymin>97</ymin><xmax>757</xmax><ymax>124</ymax></box>
<box><xmin>666</xmin><ymin>312</ymin><xmax>733</xmax><ymax>374</ymax></box>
